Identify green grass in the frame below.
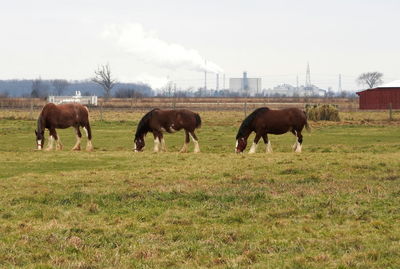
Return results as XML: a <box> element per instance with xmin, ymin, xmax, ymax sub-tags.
<box><xmin>0</xmin><ymin>112</ymin><xmax>400</xmax><ymax>268</ymax></box>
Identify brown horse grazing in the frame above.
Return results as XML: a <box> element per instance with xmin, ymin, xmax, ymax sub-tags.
<box><xmin>35</xmin><ymin>103</ymin><xmax>93</xmax><ymax>151</ymax></box>
<box><xmin>134</xmin><ymin>108</ymin><xmax>201</xmax><ymax>153</ymax></box>
<box><xmin>235</xmin><ymin>107</ymin><xmax>310</xmax><ymax>154</ymax></box>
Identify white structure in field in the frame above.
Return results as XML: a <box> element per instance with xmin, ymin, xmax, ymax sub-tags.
<box><xmin>48</xmin><ymin>91</ymin><xmax>98</xmax><ymax>106</ymax></box>
<box><xmin>229</xmin><ymin>72</ymin><xmax>262</xmax><ymax>96</ymax></box>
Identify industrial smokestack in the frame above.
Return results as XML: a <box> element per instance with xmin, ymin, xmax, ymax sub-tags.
<box><xmin>223</xmin><ymin>74</ymin><xmax>226</xmax><ymax>90</ymax></box>
<box><xmin>243</xmin><ymin>71</ymin><xmax>248</xmax><ymax>91</ymax></box>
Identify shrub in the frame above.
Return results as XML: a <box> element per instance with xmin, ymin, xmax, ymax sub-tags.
<box><xmin>305</xmin><ymin>104</ymin><xmax>340</xmax><ymax>121</ymax></box>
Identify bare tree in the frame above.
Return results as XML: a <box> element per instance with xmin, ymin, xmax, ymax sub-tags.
<box><xmin>31</xmin><ymin>77</ymin><xmax>49</xmax><ymax>98</ymax></box>
<box><xmin>357</xmin><ymin>72</ymin><xmax>383</xmax><ymax>89</ymax></box>
<box><xmin>51</xmin><ymin>79</ymin><xmax>69</xmax><ymax>95</ymax></box>
<box><xmin>0</xmin><ymin>91</ymin><xmax>9</xmax><ymax>98</ymax></box>
<box><xmin>92</xmin><ymin>64</ymin><xmax>116</xmax><ymax>98</ymax></box>
<box><xmin>340</xmin><ymin>90</ymin><xmax>348</xmax><ymax>98</ymax></box>
<box><xmin>114</xmin><ymin>88</ymin><xmax>144</xmax><ymax>98</ymax></box>
<box><xmin>326</xmin><ymin>87</ymin><xmax>335</xmax><ymax>98</ymax></box>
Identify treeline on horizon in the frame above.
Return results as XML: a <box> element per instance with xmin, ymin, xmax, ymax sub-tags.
<box><xmin>0</xmin><ymin>79</ymin><xmax>357</xmax><ymax>99</ymax></box>
<box><xmin>0</xmin><ymin>79</ymin><xmax>154</xmax><ymax>98</ymax></box>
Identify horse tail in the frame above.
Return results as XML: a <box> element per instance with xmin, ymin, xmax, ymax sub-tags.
<box><xmin>194</xmin><ymin>113</ymin><xmax>202</xmax><ymax>129</ymax></box>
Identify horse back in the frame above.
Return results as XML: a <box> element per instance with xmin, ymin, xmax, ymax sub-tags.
<box><xmin>152</xmin><ymin>109</ymin><xmax>199</xmax><ymax>132</ymax></box>
<box><xmin>40</xmin><ymin>103</ymin><xmax>89</xmax><ymax>129</ymax></box>
<box><xmin>259</xmin><ymin>108</ymin><xmax>307</xmax><ymax>134</ymax></box>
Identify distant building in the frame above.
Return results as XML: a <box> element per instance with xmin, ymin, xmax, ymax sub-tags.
<box><xmin>267</xmin><ymin>84</ymin><xmax>326</xmax><ymax>97</ymax></box>
<box><xmin>357</xmin><ymin>80</ymin><xmax>400</xmax><ymax>109</ymax></box>
<box><xmin>48</xmin><ymin>91</ymin><xmax>98</xmax><ymax>106</ymax></box>
<box><xmin>229</xmin><ymin>72</ymin><xmax>262</xmax><ymax>96</ymax></box>
<box><xmin>301</xmin><ymin>85</ymin><xmax>326</xmax><ymax>97</ymax></box>
<box><xmin>268</xmin><ymin>84</ymin><xmax>297</xmax><ymax>97</ymax></box>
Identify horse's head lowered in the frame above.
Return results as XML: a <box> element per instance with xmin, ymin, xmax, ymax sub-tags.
<box><xmin>235</xmin><ymin>137</ymin><xmax>247</xmax><ymax>153</ymax></box>
<box><xmin>134</xmin><ymin>135</ymin><xmax>145</xmax><ymax>152</ymax></box>
<box><xmin>35</xmin><ymin>130</ymin><xmax>45</xmax><ymax>150</ymax></box>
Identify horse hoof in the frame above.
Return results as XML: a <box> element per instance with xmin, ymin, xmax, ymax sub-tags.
<box><xmin>72</xmin><ymin>147</ymin><xmax>81</xmax><ymax>151</ymax></box>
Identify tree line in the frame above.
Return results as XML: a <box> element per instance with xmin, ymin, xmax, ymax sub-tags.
<box><xmin>0</xmin><ymin>79</ymin><xmax>154</xmax><ymax>98</ymax></box>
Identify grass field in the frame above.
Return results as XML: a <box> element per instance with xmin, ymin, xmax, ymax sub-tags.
<box><xmin>1</xmin><ymin>110</ymin><xmax>400</xmax><ymax>268</ymax></box>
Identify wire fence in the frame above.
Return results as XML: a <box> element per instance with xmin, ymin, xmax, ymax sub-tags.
<box><xmin>0</xmin><ymin>97</ymin><xmax>359</xmax><ymax>111</ymax></box>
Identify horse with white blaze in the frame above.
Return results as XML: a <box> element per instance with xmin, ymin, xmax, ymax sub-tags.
<box><xmin>134</xmin><ymin>108</ymin><xmax>201</xmax><ymax>153</ymax></box>
<box><xmin>35</xmin><ymin>103</ymin><xmax>93</xmax><ymax>151</ymax></box>
<box><xmin>235</xmin><ymin>107</ymin><xmax>310</xmax><ymax>153</ymax></box>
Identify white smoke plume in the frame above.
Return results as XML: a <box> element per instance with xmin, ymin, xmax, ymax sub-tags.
<box><xmin>124</xmin><ymin>73</ymin><xmax>169</xmax><ymax>89</ymax></box>
<box><xmin>102</xmin><ymin>23</ymin><xmax>223</xmax><ymax>74</ymax></box>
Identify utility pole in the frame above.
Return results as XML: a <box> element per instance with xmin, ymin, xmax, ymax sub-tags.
<box><xmin>173</xmin><ymin>83</ymin><xmax>177</xmax><ymax>109</ymax></box>
<box><xmin>204</xmin><ymin>60</ymin><xmax>207</xmax><ymax>92</ymax></box>
<box><xmin>305</xmin><ymin>62</ymin><xmax>311</xmax><ymax>97</ymax></box>
<box><xmin>243</xmin><ymin>71</ymin><xmax>249</xmax><ymax>117</ymax></box>
<box><xmin>305</xmin><ymin>62</ymin><xmax>311</xmax><ymax>87</ymax></box>
<box><xmin>338</xmin><ymin>74</ymin><xmax>342</xmax><ymax>93</ymax></box>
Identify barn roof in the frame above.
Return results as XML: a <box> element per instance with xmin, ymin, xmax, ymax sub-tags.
<box><xmin>357</xmin><ymin>80</ymin><xmax>400</xmax><ymax>95</ymax></box>
<box><xmin>377</xmin><ymin>80</ymin><xmax>400</xmax><ymax>88</ymax></box>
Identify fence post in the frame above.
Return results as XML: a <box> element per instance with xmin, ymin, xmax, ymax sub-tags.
<box><xmin>389</xmin><ymin>102</ymin><xmax>393</xmax><ymax>121</ymax></box>
<box><xmin>244</xmin><ymin>100</ymin><xmax>247</xmax><ymax>118</ymax></box>
<box><xmin>100</xmin><ymin>101</ymin><xmax>103</xmax><ymax>121</ymax></box>
<box><xmin>30</xmin><ymin>98</ymin><xmax>34</xmax><ymax>120</ymax></box>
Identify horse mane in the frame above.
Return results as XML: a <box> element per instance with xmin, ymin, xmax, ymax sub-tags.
<box><xmin>236</xmin><ymin>107</ymin><xmax>269</xmax><ymax>139</ymax></box>
<box><xmin>36</xmin><ymin>114</ymin><xmax>43</xmax><ymax>134</ymax></box>
<box><xmin>135</xmin><ymin>108</ymin><xmax>159</xmax><ymax>138</ymax></box>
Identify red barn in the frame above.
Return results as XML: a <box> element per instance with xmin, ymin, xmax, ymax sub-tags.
<box><xmin>356</xmin><ymin>80</ymin><xmax>400</xmax><ymax>109</ymax></box>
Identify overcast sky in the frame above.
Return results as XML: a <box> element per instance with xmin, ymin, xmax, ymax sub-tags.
<box><xmin>0</xmin><ymin>0</ymin><xmax>399</xmax><ymax>91</ymax></box>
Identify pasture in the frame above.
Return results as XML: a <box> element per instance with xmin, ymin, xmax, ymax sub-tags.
<box><xmin>0</xmin><ymin>109</ymin><xmax>400</xmax><ymax>268</ymax></box>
